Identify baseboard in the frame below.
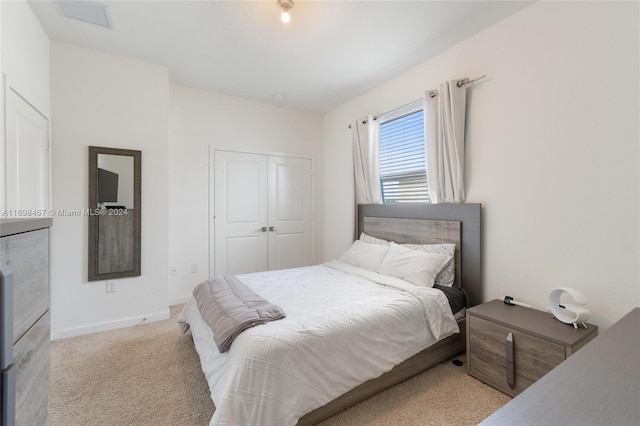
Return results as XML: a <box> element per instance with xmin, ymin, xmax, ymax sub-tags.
<box><xmin>52</xmin><ymin>309</ymin><xmax>170</xmax><ymax>340</ymax></box>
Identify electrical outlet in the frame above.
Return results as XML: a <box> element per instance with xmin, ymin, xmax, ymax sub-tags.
<box><xmin>170</xmin><ymin>266</ymin><xmax>177</xmax><ymax>276</ymax></box>
<box><xmin>191</xmin><ymin>263</ymin><xmax>198</xmax><ymax>273</ymax></box>
<box><xmin>106</xmin><ymin>281</ymin><xmax>117</xmax><ymax>293</ymax></box>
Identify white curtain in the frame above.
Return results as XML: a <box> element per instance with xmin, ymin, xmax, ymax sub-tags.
<box><xmin>352</xmin><ymin>115</ymin><xmax>383</xmax><ymax>205</ymax></box>
<box><xmin>423</xmin><ymin>80</ymin><xmax>467</xmax><ymax>203</ymax></box>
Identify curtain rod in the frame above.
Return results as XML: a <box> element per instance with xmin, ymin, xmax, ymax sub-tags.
<box><xmin>459</xmin><ymin>74</ymin><xmax>487</xmax><ymax>87</ymax></box>
<box><xmin>347</xmin><ymin>74</ymin><xmax>486</xmax><ymax>129</ymax></box>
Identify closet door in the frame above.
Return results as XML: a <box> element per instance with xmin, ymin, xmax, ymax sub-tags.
<box><xmin>267</xmin><ymin>156</ymin><xmax>313</xmax><ymax>270</ymax></box>
<box><xmin>212</xmin><ymin>150</ymin><xmax>313</xmax><ymax>276</ymax></box>
<box><xmin>214</xmin><ymin>151</ymin><xmax>268</xmax><ymax>275</ymax></box>
<box><xmin>3</xmin><ymin>87</ymin><xmax>49</xmax><ymax>211</ymax></box>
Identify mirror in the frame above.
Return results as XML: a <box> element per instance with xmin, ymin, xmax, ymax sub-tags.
<box><xmin>88</xmin><ymin>146</ymin><xmax>141</xmax><ymax>281</ymax></box>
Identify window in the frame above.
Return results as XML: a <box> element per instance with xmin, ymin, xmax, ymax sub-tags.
<box><xmin>378</xmin><ymin>107</ymin><xmax>430</xmax><ymax>203</ymax></box>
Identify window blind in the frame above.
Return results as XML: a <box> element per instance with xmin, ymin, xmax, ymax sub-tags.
<box><xmin>378</xmin><ymin>110</ymin><xmax>430</xmax><ymax>203</ymax></box>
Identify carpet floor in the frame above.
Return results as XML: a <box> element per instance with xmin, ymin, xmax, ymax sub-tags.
<box><xmin>50</xmin><ymin>305</ymin><xmax>510</xmax><ymax>426</ymax></box>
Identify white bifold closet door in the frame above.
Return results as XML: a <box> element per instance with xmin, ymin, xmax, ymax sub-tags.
<box><xmin>213</xmin><ymin>150</ymin><xmax>313</xmax><ymax>276</ymax></box>
<box><xmin>3</xmin><ymin>87</ymin><xmax>50</xmax><ymax>211</ymax></box>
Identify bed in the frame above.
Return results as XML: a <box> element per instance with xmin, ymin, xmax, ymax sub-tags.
<box><xmin>179</xmin><ymin>203</ymin><xmax>481</xmax><ymax>425</ymax></box>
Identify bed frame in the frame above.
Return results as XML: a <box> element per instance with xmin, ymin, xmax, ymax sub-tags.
<box><xmin>297</xmin><ymin>203</ymin><xmax>482</xmax><ymax>425</ymax></box>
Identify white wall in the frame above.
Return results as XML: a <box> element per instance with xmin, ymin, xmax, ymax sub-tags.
<box><xmin>50</xmin><ymin>42</ymin><xmax>170</xmax><ymax>339</ymax></box>
<box><xmin>168</xmin><ymin>85</ymin><xmax>323</xmax><ymax>304</ymax></box>
<box><xmin>323</xmin><ymin>1</ymin><xmax>639</xmax><ymax>328</ymax></box>
<box><xmin>0</xmin><ymin>0</ymin><xmax>50</xmax><ymax>117</ymax></box>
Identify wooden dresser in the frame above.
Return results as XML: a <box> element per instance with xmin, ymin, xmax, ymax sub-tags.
<box><xmin>481</xmin><ymin>307</ymin><xmax>639</xmax><ymax>425</ymax></box>
<box><xmin>466</xmin><ymin>299</ymin><xmax>597</xmax><ymax>396</ymax></box>
<box><xmin>0</xmin><ymin>218</ymin><xmax>51</xmax><ymax>425</ymax></box>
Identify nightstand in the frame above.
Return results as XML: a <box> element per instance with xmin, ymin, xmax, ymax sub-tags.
<box><xmin>466</xmin><ymin>299</ymin><xmax>598</xmax><ymax>396</ymax></box>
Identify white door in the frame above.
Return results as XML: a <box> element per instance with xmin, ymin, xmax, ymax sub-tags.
<box><xmin>213</xmin><ymin>150</ymin><xmax>313</xmax><ymax>276</ymax></box>
<box><xmin>214</xmin><ymin>151</ymin><xmax>268</xmax><ymax>275</ymax></box>
<box><xmin>268</xmin><ymin>156</ymin><xmax>313</xmax><ymax>270</ymax></box>
<box><xmin>3</xmin><ymin>87</ymin><xmax>49</xmax><ymax>211</ymax></box>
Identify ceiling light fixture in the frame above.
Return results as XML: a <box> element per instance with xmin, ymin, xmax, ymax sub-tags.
<box><xmin>278</xmin><ymin>0</ymin><xmax>294</xmax><ymax>23</ymax></box>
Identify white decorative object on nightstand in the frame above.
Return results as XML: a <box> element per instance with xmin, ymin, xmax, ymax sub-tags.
<box><xmin>548</xmin><ymin>287</ymin><xmax>591</xmax><ymax>329</ymax></box>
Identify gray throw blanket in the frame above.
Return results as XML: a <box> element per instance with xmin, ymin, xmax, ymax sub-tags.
<box><xmin>191</xmin><ymin>275</ymin><xmax>286</xmax><ymax>353</ymax></box>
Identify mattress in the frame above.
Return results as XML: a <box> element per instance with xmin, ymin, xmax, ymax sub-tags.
<box><xmin>179</xmin><ymin>260</ymin><xmax>459</xmax><ymax>426</ymax></box>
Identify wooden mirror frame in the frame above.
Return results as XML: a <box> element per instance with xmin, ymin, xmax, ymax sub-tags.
<box><xmin>88</xmin><ymin>146</ymin><xmax>141</xmax><ymax>281</ymax></box>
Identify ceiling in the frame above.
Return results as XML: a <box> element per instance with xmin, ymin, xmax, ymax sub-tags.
<box><xmin>29</xmin><ymin>1</ymin><xmax>533</xmax><ymax>113</ymax></box>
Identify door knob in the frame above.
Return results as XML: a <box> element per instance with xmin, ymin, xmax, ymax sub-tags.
<box><xmin>257</xmin><ymin>227</ymin><xmax>267</xmax><ymax>232</ymax></box>
<box><xmin>268</xmin><ymin>226</ymin><xmax>275</xmax><ymax>232</ymax></box>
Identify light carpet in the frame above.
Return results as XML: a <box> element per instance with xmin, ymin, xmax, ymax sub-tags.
<box><xmin>50</xmin><ymin>305</ymin><xmax>510</xmax><ymax>426</ymax></box>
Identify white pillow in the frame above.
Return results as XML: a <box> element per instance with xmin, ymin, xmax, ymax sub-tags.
<box><xmin>359</xmin><ymin>232</ymin><xmax>391</xmax><ymax>246</ymax></box>
<box><xmin>377</xmin><ymin>242</ymin><xmax>451</xmax><ymax>288</ymax></box>
<box><xmin>339</xmin><ymin>240</ymin><xmax>390</xmax><ymax>271</ymax></box>
<box><xmin>402</xmin><ymin>243</ymin><xmax>456</xmax><ymax>287</ymax></box>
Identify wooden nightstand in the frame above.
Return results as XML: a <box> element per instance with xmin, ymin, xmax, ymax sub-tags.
<box><xmin>466</xmin><ymin>299</ymin><xmax>598</xmax><ymax>396</ymax></box>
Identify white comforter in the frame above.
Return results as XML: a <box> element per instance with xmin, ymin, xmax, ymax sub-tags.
<box><xmin>178</xmin><ymin>260</ymin><xmax>459</xmax><ymax>426</ymax></box>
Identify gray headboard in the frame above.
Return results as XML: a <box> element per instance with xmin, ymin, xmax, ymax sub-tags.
<box><xmin>357</xmin><ymin>203</ymin><xmax>482</xmax><ymax>307</ymax></box>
